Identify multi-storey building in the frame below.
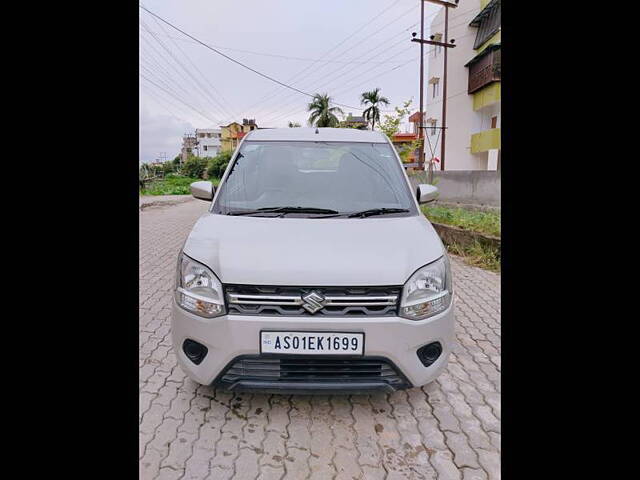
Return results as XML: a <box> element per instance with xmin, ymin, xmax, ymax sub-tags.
<box><xmin>195</xmin><ymin>128</ymin><xmax>222</xmax><ymax>157</ymax></box>
<box><xmin>425</xmin><ymin>0</ymin><xmax>500</xmax><ymax>170</ymax></box>
<box><xmin>220</xmin><ymin>119</ymin><xmax>258</xmax><ymax>152</ymax></box>
<box><xmin>181</xmin><ymin>134</ymin><xmax>197</xmax><ymax>163</ymax></box>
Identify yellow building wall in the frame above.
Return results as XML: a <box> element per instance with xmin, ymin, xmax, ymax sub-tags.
<box><xmin>471</xmin><ymin>128</ymin><xmax>500</xmax><ymax>154</ymax></box>
<box><xmin>220</xmin><ymin>122</ymin><xmax>256</xmax><ymax>152</ymax></box>
<box><xmin>220</xmin><ymin>123</ymin><xmax>241</xmax><ymax>152</ymax></box>
<box><xmin>473</xmin><ymin>82</ymin><xmax>500</xmax><ymax>111</ymax></box>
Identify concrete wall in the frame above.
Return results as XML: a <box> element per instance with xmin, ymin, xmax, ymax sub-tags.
<box><xmin>408</xmin><ymin>170</ymin><xmax>500</xmax><ymax>207</ymax></box>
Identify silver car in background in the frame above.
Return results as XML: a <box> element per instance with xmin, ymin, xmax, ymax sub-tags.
<box><xmin>172</xmin><ymin>127</ymin><xmax>454</xmax><ymax>394</ymax></box>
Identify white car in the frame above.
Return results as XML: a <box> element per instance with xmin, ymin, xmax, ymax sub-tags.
<box><xmin>172</xmin><ymin>127</ymin><xmax>455</xmax><ymax>394</ymax></box>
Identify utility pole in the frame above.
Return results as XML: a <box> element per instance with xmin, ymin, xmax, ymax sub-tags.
<box><xmin>412</xmin><ymin>0</ymin><xmax>458</xmax><ymax>171</ymax></box>
<box><xmin>418</xmin><ymin>0</ymin><xmax>425</xmax><ymax>171</ymax></box>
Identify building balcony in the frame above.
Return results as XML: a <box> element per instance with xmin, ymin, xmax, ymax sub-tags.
<box><xmin>471</xmin><ymin>128</ymin><xmax>500</xmax><ymax>154</ymax></box>
<box><xmin>473</xmin><ymin>82</ymin><xmax>500</xmax><ymax>111</ymax></box>
<box><xmin>466</xmin><ymin>44</ymin><xmax>500</xmax><ymax>94</ymax></box>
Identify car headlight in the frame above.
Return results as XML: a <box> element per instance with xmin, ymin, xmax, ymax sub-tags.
<box><xmin>175</xmin><ymin>253</ymin><xmax>226</xmax><ymax>318</ymax></box>
<box><xmin>400</xmin><ymin>256</ymin><xmax>452</xmax><ymax>320</ymax></box>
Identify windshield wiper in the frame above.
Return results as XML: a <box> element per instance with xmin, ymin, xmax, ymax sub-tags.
<box><xmin>257</xmin><ymin>206</ymin><xmax>339</xmax><ymax>214</ymax></box>
<box><xmin>347</xmin><ymin>208</ymin><xmax>410</xmax><ymax>218</ymax></box>
<box><xmin>227</xmin><ymin>206</ymin><xmax>340</xmax><ymax>216</ymax></box>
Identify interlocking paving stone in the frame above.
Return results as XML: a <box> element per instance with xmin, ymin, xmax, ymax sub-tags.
<box><xmin>139</xmin><ymin>200</ymin><xmax>501</xmax><ymax>479</ymax></box>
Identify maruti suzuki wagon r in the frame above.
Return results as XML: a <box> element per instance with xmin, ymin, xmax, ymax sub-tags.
<box><xmin>172</xmin><ymin>127</ymin><xmax>454</xmax><ymax>394</ymax></box>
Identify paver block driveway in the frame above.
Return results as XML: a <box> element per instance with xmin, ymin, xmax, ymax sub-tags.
<box><xmin>140</xmin><ymin>200</ymin><xmax>501</xmax><ymax>480</ymax></box>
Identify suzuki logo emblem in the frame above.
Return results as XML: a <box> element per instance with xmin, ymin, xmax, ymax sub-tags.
<box><xmin>301</xmin><ymin>291</ymin><xmax>326</xmax><ymax>314</ymax></box>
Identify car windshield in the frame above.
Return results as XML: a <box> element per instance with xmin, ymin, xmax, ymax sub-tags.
<box><xmin>212</xmin><ymin>141</ymin><xmax>417</xmax><ymax>217</ymax></box>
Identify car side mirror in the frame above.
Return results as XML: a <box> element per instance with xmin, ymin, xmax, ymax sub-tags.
<box><xmin>190</xmin><ymin>181</ymin><xmax>215</xmax><ymax>201</ymax></box>
<box><xmin>417</xmin><ymin>184</ymin><xmax>438</xmax><ymax>204</ymax></box>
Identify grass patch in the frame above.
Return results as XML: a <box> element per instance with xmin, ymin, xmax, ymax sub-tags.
<box><xmin>421</xmin><ymin>204</ymin><xmax>501</xmax><ymax>272</ymax></box>
<box><xmin>140</xmin><ymin>175</ymin><xmax>220</xmax><ymax>196</ymax></box>
<box><xmin>447</xmin><ymin>241</ymin><xmax>501</xmax><ymax>273</ymax></box>
<box><xmin>421</xmin><ymin>204</ymin><xmax>500</xmax><ymax>237</ymax></box>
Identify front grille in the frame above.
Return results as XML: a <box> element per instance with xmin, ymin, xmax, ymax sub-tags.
<box><xmin>216</xmin><ymin>356</ymin><xmax>410</xmax><ymax>389</ymax></box>
<box><xmin>225</xmin><ymin>285</ymin><xmax>401</xmax><ymax>317</ymax></box>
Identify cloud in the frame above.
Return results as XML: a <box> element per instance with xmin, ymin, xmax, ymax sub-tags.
<box><xmin>139</xmin><ymin>108</ymin><xmax>194</xmax><ymax>164</ymax></box>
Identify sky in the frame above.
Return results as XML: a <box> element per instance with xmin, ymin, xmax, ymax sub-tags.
<box><xmin>139</xmin><ymin>0</ymin><xmax>441</xmax><ymax>164</ymax></box>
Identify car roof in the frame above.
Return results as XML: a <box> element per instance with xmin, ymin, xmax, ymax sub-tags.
<box><xmin>245</xmin><ymin>127</ymin><xmax>389</xmax><ymax>143</ymax></box>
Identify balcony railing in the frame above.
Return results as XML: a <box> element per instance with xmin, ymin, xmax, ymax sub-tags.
<box><xmin>467</xmin><ymin>47</ymin><xmax>500</xmax><ymax>94</ymax></box>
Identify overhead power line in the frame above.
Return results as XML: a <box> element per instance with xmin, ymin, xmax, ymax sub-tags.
<box><xmin>429</xmin><ymin>5</ymin><xmax>481</xmax><ymax>29</ymax></box>
<box><xmin>247</xmin><ymin>28</ymin><xmax>477</xmax><ymax>125</ymax></box>
<box><xmin>140</xmin><ymin>74</ymin><xmax>219</xmax><ymax>125</ymax></box>
<box><xmin>140</xmin><ymin>29</ymin><xmax>222</xmax><ymax>123</ymax></box>
<box><xmin>140</xmin><ymin>20</ymin><xmax>224</xmax><ymax>124</ymax></box>
<box><xmin>247</xmin><ymin>4</ymin><xmax>457</xmax><ymax>123</ymax></box>
<box><xmin>148</xmin><ymin>36</ymin><xmax>416</xmax><ymax>66</ymax></box>
<box><xmin>143</xmin><ymin>85</ymin><xmax>197</xmax><ymax>123</ymax></box>
<box><xmin>264</xmin><ymin>41</ymin><xmax>443</xmax><ymax>126</ymax></box>
<box><xmin>258</xmin><ymin>43</ymin><xmax>415</xmax><ymax>125</ymax></box>
<box><xmin>265</xmin><ymin>52</ymin><xmax>425</xmax><ymax>126</ymax></box>
<box><xmin>253</xmin><ymin>0</ymin><xmax>405</xmax><ymax>100</ymax></box>
<box><xmin>244</xmin><ymin>4</ymin><xmax>422</xmax><ymax>118</ymax></box>
<box><xmin>140</xmin><ymin>40</ymin><xmax>196</xmax><ymax>99</ymax></box>
<box><xmin>253</xmin><ymin>17</ymin><xmax>424</xmax><ymax>124</ymax></box>
<box><xmin>143</xmin><ymin>80</ymin><xmax>214</xmax><ymax>127</ymax></box>
<box><xmin>139</xmin><ymin>4</ymin><xmax>364</xmax><ymax>112</ymax></box>
<box><xmin>145</xmin><ymin>12</ymin><xmax>238</xmax><ymax>120</ymax></box>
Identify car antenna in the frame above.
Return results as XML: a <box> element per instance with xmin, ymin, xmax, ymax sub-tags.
<box><xmin>315</xmin><ymin>128</ymin><xmax>319</xmax><ymax>134</ymax></box>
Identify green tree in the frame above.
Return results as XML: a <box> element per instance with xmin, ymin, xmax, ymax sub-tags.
<box><xmin>398</xmin><ymin>138</ymin><xmax>423</xmax><ymax>163</ymax></box>
<box><xmin>378</xmin><ymin>99</ymin><xmax>423</xmax><ymax>163</ymax></box>
<box><xmin>379</xmin><ymin>99</ymin><xmax>413</xmax><ymax>138</ymax></box>
<box><xmin>182</xmin><ymin>154</ymin><xmax>208</xmax><ymax>179</ymax></box>
<box><xmin>160</xmin><ymin>160</ymin><xmax>178</xmax><ymax>175</ymax></box>
<box><xmin>206</xmin><ymin>151</ymin><xmax>233</xmax><ymax>179</ymax></box>
<box><xmin>360</xmin><ymin>87</ymin><xmax>390</xmax><ymax>130</ymax></box>
<box><xmin>307</xmin><ymin>93</ymin><xmax>344</xmax><ymax>127</ymax></box>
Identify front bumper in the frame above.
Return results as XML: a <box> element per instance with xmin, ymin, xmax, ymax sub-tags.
<box><xmin>171</xmin><ymin>299</ymin><xmax>455</xmax><ymax>391</ymax></box>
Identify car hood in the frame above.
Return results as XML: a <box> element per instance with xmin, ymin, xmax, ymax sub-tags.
<box><xmin>183</xmin><ymin>213</ymin><xmax>445</xmax><ymax>286</ymax></box>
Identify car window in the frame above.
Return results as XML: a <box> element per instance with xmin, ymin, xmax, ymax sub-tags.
<box><xmin>213</xmin><ymin>141</ymin><xmax>417</xmax><ymax>216</ymax></box>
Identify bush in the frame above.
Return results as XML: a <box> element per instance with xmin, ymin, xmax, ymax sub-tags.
<box><xmin>182</xmin><ymin>155</ymin><xmax>208</xmax><ymax>179</ymax></box>
<box><xmin>146</xmin><ymin>163</ymin><xmax>160</xmax><ymax>174</ymax></box>
<box><xmin>161</xmin><ymin>160</ymin><xmax>178</xmax><ymax>175</ymax></box>
<box><xmin>207</xmin><ymin>151</ymin><xmax>233</xmax><ymax>179</ymax></box>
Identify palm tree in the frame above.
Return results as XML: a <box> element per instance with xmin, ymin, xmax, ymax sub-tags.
<box><xmin>307</xmin><ymin>93</ymin><xmax>344</xmax><ymax>128</ymax></box>
<box><xmin>361</xmin><ymin>88</ymin><xmax>390</xmax><ymax>130</ymax></box>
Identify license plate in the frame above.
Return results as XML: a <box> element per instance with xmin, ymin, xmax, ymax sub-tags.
<box><xmin>260</xmin><ymin>331</ymin><xmax>364</xmax><ymax>355</ymax></box>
